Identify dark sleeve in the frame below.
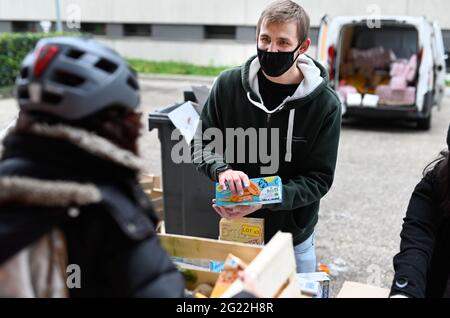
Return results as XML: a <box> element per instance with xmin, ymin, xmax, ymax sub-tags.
<box><xmin>191</xmin><ymin>76</ymin><xmax>230</xmax><ymax>182</ymax></box>
<box><xmin>87</xmin><ymin>210</ymin><xmax>186</xmax><ymax>298</ymax></box>
<box><xmin>0</xmin><ymin>206</ymin><xmax>67</xmax><ymax>265</ymax></box>
<box><xmin>390</xmin><ymin>172</ymin><xmax>440</xmax><ymax>298</ymax></box>
<box><xmin>129</xmin><ymin>234</ymin><xmax>186</xmax><ymax>298</ymax></box>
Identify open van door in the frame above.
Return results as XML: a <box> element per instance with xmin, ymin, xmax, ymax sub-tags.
<box><xmin>431</xmin><ymin>21</ymin><xmax>446</xmax><ymax>108</ymax></box>
<box><xmin>317</xmin><ymin>15</ymin><xmax>330</xmax><ymax>67</ymax></box>
<box><xmin>316</xmin><ymin>15</ymin><xmax>346</xmax><ymax>114</ymax></box>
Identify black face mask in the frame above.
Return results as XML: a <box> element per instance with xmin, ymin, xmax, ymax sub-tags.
<box><xmin>257</xmin><ymin>43</ymin><xmax>301</xmax><ymax>77</ymax></box>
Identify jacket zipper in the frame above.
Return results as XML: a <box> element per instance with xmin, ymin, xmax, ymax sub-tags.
<box><xmin>267</xmin><ymin>113</ymin><xmax>272</xmax><ymax>158</ymax></box>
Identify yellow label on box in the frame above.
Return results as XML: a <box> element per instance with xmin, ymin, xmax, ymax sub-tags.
<box><xmin>241</xmin><ymin>225</ymin><xmax>261</xmax><ymax>237</ymax></box>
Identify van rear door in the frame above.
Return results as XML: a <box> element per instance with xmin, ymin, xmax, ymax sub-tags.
<box><xmin>317</xmin><ymin>15</ymin><xmax>347</xmax><ymax>113</ymax></box>
<box><xmin>317</xmin><ymin>15</ymin><xmax>331</xmax><ymax>67</ymax></box>
<box><xmin>431</xmin><ymin>21</ymin><xmax>446</xmax><ymax>108</ymax></box>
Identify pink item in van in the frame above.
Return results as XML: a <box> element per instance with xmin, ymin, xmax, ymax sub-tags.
<box><xmin>389</xmin><ymin>54</ymin><xmax>418</xmax><ymax>90</ymax></box>
<box><xmin>349</xmin><ymin>47</ymin><xmax>396</xmax><ymax>69</ymax></box>
<box><xmin>375</xmin><ymin>85</ymin><xmax>416</xmax><ymax>105</ymax></box>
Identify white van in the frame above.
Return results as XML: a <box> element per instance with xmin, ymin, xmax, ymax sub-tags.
<box><xmin>317</xmin><ymin>15</ymin><xmax>447</xmax><ymax>130</ymax></box>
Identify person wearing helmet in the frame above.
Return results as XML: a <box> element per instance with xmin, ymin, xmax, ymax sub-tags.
<box><xmin>0</xmin><ymin>36</ymin><xmax>185</xmax><ymax>297</ymax></box>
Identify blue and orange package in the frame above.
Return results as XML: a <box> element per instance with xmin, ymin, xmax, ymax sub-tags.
<box><xmin>215</xmin><ymin>176</ymin><xmax>283</xmax><ymax>207</ymax></box>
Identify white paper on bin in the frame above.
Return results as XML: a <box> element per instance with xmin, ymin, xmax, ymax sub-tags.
<box><xmin>167</xmin><ymin>101</ymin><xmax>200</xmax><ymax>144</ymax></box>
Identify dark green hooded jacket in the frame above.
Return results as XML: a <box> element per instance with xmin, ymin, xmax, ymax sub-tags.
<box><xmin>192</xmin><ymin>54</ymin><xmax>341</xmax><ymax>245</ymax></box>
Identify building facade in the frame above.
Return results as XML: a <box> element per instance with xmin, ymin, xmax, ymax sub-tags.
<box><xmin>1</xmin><ymin>0</ymin><xmax>449</xmax><ymax>66</ymax></box>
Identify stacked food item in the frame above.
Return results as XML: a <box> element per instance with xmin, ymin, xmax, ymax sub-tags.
<box><xmin>337</xmin><ymin>46</ymin><xmax>418</xmax><ymax>107</ymax></box>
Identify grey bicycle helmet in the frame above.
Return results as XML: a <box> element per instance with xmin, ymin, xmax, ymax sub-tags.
<box><xmin>15</xmin><ymin>36</ymin><xmax>140</xmax><ymax>120</ymax></box>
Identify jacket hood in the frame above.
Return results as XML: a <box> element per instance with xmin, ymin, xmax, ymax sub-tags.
<box><xmin>241</xmin><ymin>54</ymin><xmax>329</xmax><ymax>162</ymax></box>
<box><xmin>242</xmin><ymin>54</ymin><xmax>329</xmax><ymax>113</ymax></box>
<box><xmin>3</xmin><ymin>122</ymin><xmax>146</xmax><ymax>172</ymax></box>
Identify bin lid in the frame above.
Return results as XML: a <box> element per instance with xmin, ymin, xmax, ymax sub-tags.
<box><xmin>148</xmin><ymin>101</ymin><xmax>202</xmax><ymax>131</ymax></box>
<box><xmin>148</xmin><ymin>103</ymin><xmax>183</xmax><ymax>130</ymax></box>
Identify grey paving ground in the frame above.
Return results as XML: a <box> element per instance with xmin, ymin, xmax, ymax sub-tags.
<box><xmin>318</xmin><ymin>104</ymin><xmax>450</xmax><ymax>296</ymax></box>
<box><xmin>2</xmin><ymin>75</ymin><xmax>450</xmax><ymax>297</ymax></box>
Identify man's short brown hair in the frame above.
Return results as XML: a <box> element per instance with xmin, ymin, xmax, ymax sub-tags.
<box><xmin>256</xmin><ymin>0</ymin><xmax>310</xmax><ymax>43</ymax></box>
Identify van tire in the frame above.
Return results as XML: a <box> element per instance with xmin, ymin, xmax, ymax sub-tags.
<box><xmin>417</xmin><ymin>115</ymin><xmax>431</xmax><ymax>130</ymax></box>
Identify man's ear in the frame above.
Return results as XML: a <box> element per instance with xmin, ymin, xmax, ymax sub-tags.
<box><xmin>299</xmin><ymin>38</ymin><xmax>311</xmax><ymax>54</ymax></box>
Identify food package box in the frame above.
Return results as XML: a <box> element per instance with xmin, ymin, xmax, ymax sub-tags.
<box><xmin>171</xmin><ymin>256</ymin><xmax>225</xmax><ymax>272</ymax></box>
<box><xmin>215</xmin><ymin>176</ymin><xmax>282</xmax><ymax>207</ymax></box>
<box><xmin>296</xmin><ymin>272</ymin><xmax>331</xmax><ymax>298</ymax></box>
<box><xmin>219</xmin><ymin>217</ymin><xmax>264</xmax><ymax>245</ymax></box>
<box><xmin>210</xmin><ymin>254</ymin><xmax>247</xmax><ymax>298</ymax></box>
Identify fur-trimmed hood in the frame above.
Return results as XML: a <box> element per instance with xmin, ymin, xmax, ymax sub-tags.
<box><xmin>0</xmin><ymin>176</ymin><xmax>101</xmax><ymax>207</ymax></box>
<box><xmin>0</xmin><ymin>122</ymin><xmax>160</xmax><ymax>298</ymax></box>
<box><xmin>0</xmin><ymin>122</ymin><xmax>145</xmax><ymax>207</ymax></box>
<box><xmin>22</xmin><ymin>123</ymin><xmax>146</xmax><ymax>172</ymax></box>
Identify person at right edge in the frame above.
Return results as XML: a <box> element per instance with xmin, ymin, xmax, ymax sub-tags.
<box><xmin>191</xmin><ymin>0</ymin><xmax>342</xmax><ymax>273</ymax></box>
<box><xmin>390</xmin><ymin>125</ymin><xmax>450</xmax><ymax>298</ymax></box>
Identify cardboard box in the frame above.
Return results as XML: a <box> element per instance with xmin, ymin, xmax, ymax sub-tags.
<box><xmin>140</xmin><ymin>174</ymin><xmax>164</xmax><ymax>220</ymax></box>
<box><xmin>337</xmin><ymin>281</ymin><xmax>390</xmax><ymax>298</ymax></box>
<box><xmin>159</xmin><ymin>233</ymin><xmax>262</xmax><ymax>291</ymax></box>
<box><xmin>296</xmin><ymin>272</ymin><xmax>331</xmax><ymax>298</ymax></box>
<box><xmin>362</xmin><ymin>94</ymin><xmax>379</xmax><ymax>108</ymax></box>
<box><xmin>159</xmin><ymin>232</ymin><xmax>300</xmax><ymax>298</ymax></box>
<box><xmin>347</xmin><ymin>93</ymin><xmax>362</xmax><ymax>106</ymax></box>
<box><xmin>215</xmin><ymin>176</ymin><xmax>282</xmax><ymax>207</ymax></box>
<box><xmin>219</xmin><ymin>217</ymin><xmax>264</xmax><ymax>245</ymax></box>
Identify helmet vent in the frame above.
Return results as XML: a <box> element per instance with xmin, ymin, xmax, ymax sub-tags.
<box><xmin>66</xmin><ymin>49</ymin><xmax>85</xmax><ymax>60</ymax></box>
<box><xmin>94</xmin><ymin>58</ymin><xmax>118</xmax><ymax>74</ymax></box>
<box><xmin>18</xmin><ymin>87</ymin><xmax>30</xmax><ymax>99</ymax></box>
<box><xmin>20</xmin><ymin>67</ymin><xmax>29</xmax><ymax>79</ymax></box>
<box><xmin>52</xmin><ymin>69</ymin><xmax>85</xmax><ymax>87</ymax></box>
<box><xmin>42</xmin><ymin>91</ymin><xmax>63</xmax><ymax>104</ymax></box>
<box><xmin>127</xmin><ymin>76</ymin><xmax>139</xmax><ymax>90</ymax></box>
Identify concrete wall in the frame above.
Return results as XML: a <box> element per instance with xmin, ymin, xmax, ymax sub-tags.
<box><xmin>1</xmin><ymin>0</ymin><xmax>450</xmax><ymax>28</ymax></box>
<box><xmin>152</xmin><ymin>25</ymin><xmax>204</xmax><ymax>41</ymax></box>
<box><xmin>0</xmin><ymin>0</ymin><xmax>448</xmax><ymax>66</ymax></box>
<box><xmin>98</xmin><ymin>37</ymin><xmax>317</xmax><ymax>66</ymax></box>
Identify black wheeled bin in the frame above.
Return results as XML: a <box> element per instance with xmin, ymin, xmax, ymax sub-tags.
<box><xmin>148</xmin><ymin>102</ymin><xmax>220</xmax><ymax>239</ymax></box>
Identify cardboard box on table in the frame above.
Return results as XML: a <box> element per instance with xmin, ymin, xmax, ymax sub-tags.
<box><xmin>337</xmin><ymin>281</ymin><xmax>390</xmax><ymax>298</ymax></box>
<box><xmin>159</xmin><ymin>231</ymin><xmax>300</xmax><ymax>298</ymax></box>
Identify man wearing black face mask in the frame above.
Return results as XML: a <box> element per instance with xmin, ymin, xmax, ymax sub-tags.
<box><xmin>192</xmin><ymin>0</ymin><xmax>341</xmax><ymax>273</ymax></box>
